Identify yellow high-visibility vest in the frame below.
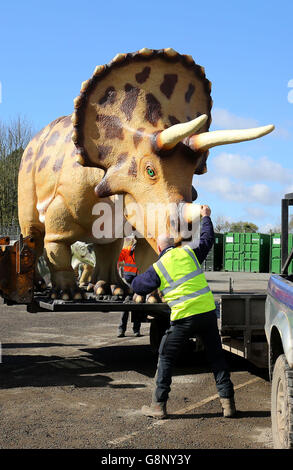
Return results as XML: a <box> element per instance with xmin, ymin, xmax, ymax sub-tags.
<box><xmin>153</xmin><ymin>245</ymin><xmax>216</xmax><ymax>321</ymax></box>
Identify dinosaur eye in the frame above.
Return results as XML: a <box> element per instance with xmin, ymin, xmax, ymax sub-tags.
<box><xmin>146</xmin><ymin>166</ymin><xmax>156</xmax><ymax>178</ymax></box>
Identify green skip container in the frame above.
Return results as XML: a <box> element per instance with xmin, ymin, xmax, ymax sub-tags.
<box><xmin>270</xmin><ymin>233</ymin><xmax>293</xmax><ymax>274</ymax></box>
<box><xmin>224</xmin><ymin>232</ymin><xmax>270</xmax><ymax>273</ymax></box>
<box><xmin>202</xmin><ymin>233</ymin><xmax>223</xmax><ymax>271</ymax></box>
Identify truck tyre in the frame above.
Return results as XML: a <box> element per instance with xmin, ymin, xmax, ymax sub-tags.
<box><xmin>271</xmin><ymin>354</ymin><xmax>293</xmax><ymax>449</ymax></box>
<box><xmin>149</xmin><ymin>319</ymin><xmax>169</xmax><ymax>355</ymax></box>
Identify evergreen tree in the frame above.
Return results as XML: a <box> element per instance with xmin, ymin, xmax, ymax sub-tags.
<box><xmin>229</xmin><ymin>221</ymin><xmax>259</xmax><ymax>233</ymax></box>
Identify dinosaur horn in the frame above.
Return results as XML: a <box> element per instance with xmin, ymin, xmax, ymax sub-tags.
<box><xmin>188</xmin><ymin>124</ymin><xmax>275</xmax><ymax>152</ymax></box>
<box><xmin>156</xmin><ymin>114</ymin><xmax>208</xmax><ymax>151</ymax></box>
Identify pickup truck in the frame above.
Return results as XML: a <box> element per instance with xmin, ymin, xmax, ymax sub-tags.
<box><xmin>265</xmin><ymin>273</ymin><xmax>293</xmax><ymax>448</ymax></box>
<box><xmin>264</xmin><ymin>193</ymin><xmax>293</xmax><ymax>449</ymax></box>
<box><xmin>218</xmin><ymin>193</ymin><xmax>293</xmax><ymax>449</ymax></box>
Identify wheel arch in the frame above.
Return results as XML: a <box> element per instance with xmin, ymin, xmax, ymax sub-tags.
<box><xmin>269</xmin><ymin>326</ymin><xmax>284</xmax><ymax>380</ymax></box>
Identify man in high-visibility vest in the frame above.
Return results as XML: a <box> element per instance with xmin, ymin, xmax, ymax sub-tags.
<box><xmin>117</xmin><ymin>235</ymin><xmax>141</xmax><ymax>337</ymax></box>
<box><xmin>131</xmin><ymin>205</ymin><xmax>236</xmax><ymax>419</ymax></box>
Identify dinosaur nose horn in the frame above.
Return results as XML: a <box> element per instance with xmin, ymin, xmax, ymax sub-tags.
<box><xmin>188</xmin><ymin>124</ymin><xmax>275</xmax><ymax>152</ymax></box>
<box><xmin>180</xmin><ymin>203</ymin><xmax>201</xmax><ymax>224</ymax></box>
<box><xmin>155</xmin><ymin>114</ymin><xmax>208</xmax><ymax>151</ymax></box>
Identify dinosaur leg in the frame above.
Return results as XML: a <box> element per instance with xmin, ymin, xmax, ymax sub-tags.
<box><xmin>43</xmin><ymin>195</ymin><xmax>85</xmax><ymax>299</ymax></box>
<box><xmin>79</xmin><ymin>264</ymin><xmax>94</xmax><ymax>287</ymax></box>
<box><xmin>44</xmin><ymin>241</ymin><xmax>82</xmax><ymax>299</ymax></box>
<box><xmin>91</xmin><ymin>239</ymin><xmax>125</xmax><ymax>297</ymax></box>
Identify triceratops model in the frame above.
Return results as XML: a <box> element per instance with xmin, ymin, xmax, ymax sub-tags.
<box><xmin>18</xmin><ymin>48</ymin><xmax>274</xmax><ymax>300</ymax></box>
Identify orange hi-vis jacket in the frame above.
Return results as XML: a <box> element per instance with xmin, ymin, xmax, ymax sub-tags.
<box><xmin>118</xmin><ymin>248</ymin><xmax>138</xmax><ymax>275</ymax></box>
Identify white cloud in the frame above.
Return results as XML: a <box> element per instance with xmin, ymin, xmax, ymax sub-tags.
<box><xmin>212</xmin><ymin>153</ymin><xmax>293</xmax><ymax>185</ymax></box>
<box><xmin>212</xmin><ymin>108</ymin><xmax>259</xmax><ymax>129</ymax></box>
<box><xmin>243</xmin><ymin>206</ymin><xmax>268</xmax><ymax>220</ymax></box>
<box><xmin>285</xmin><ymin>184</ymin><xmax>293</xmax><ymax>194</ymax></box>
<box><xmin>212</xmin><ymin>107</ymin><xmax>291</xmax><ymax>140</ymax></box>
<box><xmin>273</xmin><ymin>127</ymin><xmax>291</xmax><ymax>140</ymax></box>
<box><xmin>195</xmin><ymin>150</ymin><xmax>292</xmax><ymax>225</ymax></box>
<box><xmin>197</xmin><ymin>176</ymin><xmax>245</xmax><ymax>202</ymax></box>
<box><xmin>250</xmin><ymin>184</ymin><xmax>276</xmax><ymax>205</ymax></box>
<box><xmin>197</xmin><ymin>175</ymin><xmax>280</xmax><ymax>206</ymax></box>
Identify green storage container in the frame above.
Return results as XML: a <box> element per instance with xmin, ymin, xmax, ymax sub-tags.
<box><xmin>270</xmin><ymin>233</ymin><xmax>293</xmax><ymax>274</ymax></box>
<box><xmin>202</xmin><ymin>233</ymin><xmax>223</xmax><ymax>271</ymax></box>
<box><xmin>224</xmin><ymin>232</ymin><xmax>270</xmax><ymax>272</ymax></box>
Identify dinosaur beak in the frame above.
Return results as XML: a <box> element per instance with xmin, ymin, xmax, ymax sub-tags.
<box><xmin>188</xmin><ymin>124</ymin><xmax>275</xmax><ymax>152</ymax></box>
<box><xmin>155</xmin><ymin>114</ymin><xmax>208</xmax><ymax>151</ymax></box>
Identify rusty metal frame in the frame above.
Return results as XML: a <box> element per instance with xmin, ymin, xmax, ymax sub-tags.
<box><xmin>0</xmin><ymin>234</ymin><xmax>36</xmax><ymax>304</ymax></box>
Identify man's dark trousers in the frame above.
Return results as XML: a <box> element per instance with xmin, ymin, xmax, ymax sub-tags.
<box><xmin>118</xmin><ymin>311</ymin><xmax>141</xmax><ymax>335</ymax></box>
<box><xmin>118</xmin><ymin>272</ymin><xmax>141</xmax><ymax>335</ymax></box>
<box><xmin>154</xmin><ymin>310</ymin><xmax>234</xmax><ymax>403</ymax></box>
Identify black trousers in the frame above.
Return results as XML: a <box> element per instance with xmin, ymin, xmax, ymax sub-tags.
<box><xmin>118</xmin><ymin>272</ymin><xmax>141</xmax><ymax>334</ymax></box>
<box><xmin>154</xmin><ymin>310</ymin><xmax>234</xmax><ymax>402</ymax></box>
<box><xmin>118</xmin><ymin>311</ymin><xmax>141</xmax><ymax>334</ymax></box>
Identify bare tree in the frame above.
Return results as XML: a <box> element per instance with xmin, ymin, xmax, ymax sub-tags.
<box><xmin>0</xmin><ymin>115</ymin><xmax>33</xmax><ymax>157</ymax></box>
<box><xmin>214</xmin><ymin>215</ymin><xmax>231</xmax><ymax>233</ymax></box>
<box><xmin>0</xmin><ymin>115</ymin><xmax>34</xmax><ymax>234</ymax></box>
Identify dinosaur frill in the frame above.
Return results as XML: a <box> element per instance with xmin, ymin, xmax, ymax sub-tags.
<box><xmin>71</xmin><ymin>48</ymin><xmax>213</xmax><ymax>174</ymax></box>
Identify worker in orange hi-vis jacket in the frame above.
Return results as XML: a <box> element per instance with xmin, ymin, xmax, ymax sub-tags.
<box><xmin>118</xmin><ymin>239</ymin><xmax>138</xmax><ymax>282</ymax></box>
<box><xmin>117</xmin><ymin>235</ymin><xmax>141</xmax><ymax>338</ymax></box>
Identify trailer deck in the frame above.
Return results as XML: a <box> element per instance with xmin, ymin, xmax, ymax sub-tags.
<box><xmin>24</xmin><ymin>290</ymin><xmax>171</xmax><ymax>315</ymax></box>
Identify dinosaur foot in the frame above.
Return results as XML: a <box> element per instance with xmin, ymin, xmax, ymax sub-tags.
<box><xmin>50</xmin><ymin>271</ymin><xmax>86</xmax><ymax>300</ymax></box>
<box><xmin>132</xmin><ymin>292</ymin><xmax>161</xmax><ymax>303</ymax></box>
<box><xmin>50</xmin><ymin>277</ymin><xmax>83</xmax><ymax>300</ymax></box>
<box><xmin>146</xmin><ymin>292</ymin><xmax>162</xmax><ymax>304</ymax></box>
<box><xmin>86</xmin><ymin>282</ymin><xmax>95</xmax><ymax>292</ymax></box>
<box><xmin>133</xmin><ymin>293</ymin><xmax>145</xmax><ymax>303</ymax></box>
<box><xmin>111</xmin><ymin>284</ymin><xmax>124</xmax><ymax>296</ymax></box>
<box><xmin>93</xmin><ymin>280</ymin><xmax>125</xmax><ymax>299</ymax></box>
<box><xmin>50</xmin><ymin>287</ymin><xmax>84</xmax><ymax>301</ymax></box>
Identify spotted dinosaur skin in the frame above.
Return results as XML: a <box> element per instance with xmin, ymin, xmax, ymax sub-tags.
<box><xmin>18</xmin><ymin>48</ymin><xmax>213</xmax><ymax>298</ymax></box>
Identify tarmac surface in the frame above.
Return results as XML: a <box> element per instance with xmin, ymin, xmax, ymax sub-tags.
<box><xmin>0</xmin><ymin>272</ymin><xmax>274</xmax><ymax>451</ymax></box>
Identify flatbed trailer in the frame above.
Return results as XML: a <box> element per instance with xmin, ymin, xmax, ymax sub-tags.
<box><xmin>0</xmin><ymin>235</ymin><xmax>171</xmax><ymax>352</ymax></box>
<box><xmin>22</xmin><ymin>290</ymin><xmax>170</xmax><ymax>315</ymax></box>
<box><xmin>0</xmin><ymin>233</ymin><xmax>268</xmax><ymax>359</ymax></box>
<box><xmin>0</xmin><ymin>233</ymin><xmax>171</xmax><ymax>352</ymax></box>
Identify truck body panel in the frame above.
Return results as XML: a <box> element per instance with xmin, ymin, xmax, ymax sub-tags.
<box><xmin>219</xmin><ymin>293</ymin><xmax>267</xmax><ymax>368</ymax></box>
<box><xmin>265</xmin><ymin>274</ymin><xmax>293</xmax><ymax>369</ymax></box>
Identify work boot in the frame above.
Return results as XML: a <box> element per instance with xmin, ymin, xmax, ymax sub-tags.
<box><xmin>117</xmin><ymin>331</ymin><xmax>125</xmax><ymax>338</ymax></box>
<box><xmin>141</xmin><ymin>401</ymin><xmax>167</xmax><ymax>419</ymax></box>
<box><xmin>220</xmin><ymin>397</ymin><xmax>236</xmax><ymax>418</ymax></box>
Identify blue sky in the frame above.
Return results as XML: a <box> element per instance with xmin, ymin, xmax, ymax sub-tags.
<box><xmin>1</xmin><ymin>0</ymin><xmax>292</xmax><ymax>232</ymax></box>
